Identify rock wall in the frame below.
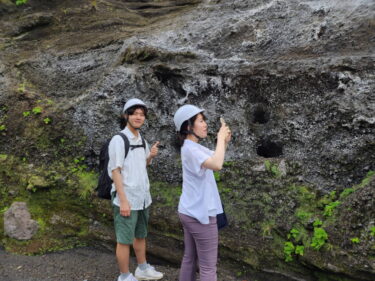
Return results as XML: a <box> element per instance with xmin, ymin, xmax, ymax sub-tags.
<box><xmin>0</xmin><ymin>0</ymin><xmax>374</xmax><ymax>280</ymax></box>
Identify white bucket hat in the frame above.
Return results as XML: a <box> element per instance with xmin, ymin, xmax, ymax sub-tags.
<box><xmin>123</xmin><ymin>98</ymin><xmax>147</xmax><ymax>113</ymax></box>
<box><xmin>173</xmin><ymin>104</ymin><xmax>205</xmax><ymax>131</ymax></box>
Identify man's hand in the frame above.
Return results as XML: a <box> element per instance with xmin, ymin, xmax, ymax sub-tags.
<box><xmin>120</xmin><ymin>199</ymin><xmax>131</xmax><ymax>217</ymax></box>
<box><xmin>149</xmin><ymin>141</ymin><xmax>160</xmax><ymax>159</ymax></box>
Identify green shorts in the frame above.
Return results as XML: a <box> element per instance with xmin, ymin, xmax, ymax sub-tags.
<box><xmin>113</xmin><ymin>205</ymin><xmax>149</xmax><ymax>245</ymax></box>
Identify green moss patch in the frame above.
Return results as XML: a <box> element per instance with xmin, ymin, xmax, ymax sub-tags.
<box><xmin>0</xmin><ymin>152</ymin><xmax>113</xmax><ymax>255</ymax></box>
<box><xmin>150</xmin><ymin>181</ymin><xmax>181</xmax><ymax>207</ymax></box>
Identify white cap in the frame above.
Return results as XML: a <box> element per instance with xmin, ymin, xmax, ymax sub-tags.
<box><xmin>173</xmin><ymin>104</ymin><xmax>204</xmax><ymax>131</ymax></box>
<box><xmin>123</xmin><ymin>98</ymin><xmax>147</xmax><ymax>113</ymax></box>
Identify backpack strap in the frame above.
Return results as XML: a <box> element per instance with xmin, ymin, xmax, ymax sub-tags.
<box><xmin>117</xmin><ymin>132</ymin><xmax>130</xmax><ymax>158</ymax></box>
<box><xmin>141</xmin><ymin>136</ymin><xmax>146</xmax><ymax>150</ymax></box>
<box><xmin>117</xmin><ymin>133</ymin><xmax>146</xmax><ymax>158</ymax></box>
<box><xmin>128</xmin><ymin>135</ymin><xmax>147</xmax><ymax>151</ymax></box>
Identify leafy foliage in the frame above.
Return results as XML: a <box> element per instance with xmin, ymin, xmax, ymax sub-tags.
<box><xmin>350</xmin><ymin>237</ymin><xmax>360</xmax><ymax>244</ymax></box>
<box><xmin>43</xmin><ymin>117</ymin><xmax>51</xmax><ymax>124</ymax></box>
<box><xmin>288</xmin><ymin>228</ymin><xmax>299</xmax><ymax>240</ymax></box>
<box><xmin>311</xmin><ymin>227</ymin><xmax>328</xmax><ymax>250</ymax></box>
<box><xmin>264</xmin><ymin>160</ymin><xmax>282</xmax><ymax>177</ymax></box>
<box><xmin>323</xmin><ymin>201</ymin><xmax>341</xmax><ymax>217</ymax></box>
<box><xmin>357</xmin><ymin>171</ymin><xmax>375</xmax><ymax>188</ymax></box>
<box><xmin>16</xmin><ymin>0</ymin><xmax>28</xmax><ymax>6</ymax></box>
<box><xmin>295</xmin><ymin>209</ymin><xmax>313</xmax><ymax>223</ymax></box>
<box><xmin>339</xmin><ymin>187</ymin><xmax>354</xmax><ymax>199</ymax></box>
<box><xmin>214</xmin><ymin>171</ymin><xmax>221</xmax><ymax>182</ymax></box>
<box><xmin>371</xmin><ymin>227</ymin><xmax>375</xmax><ymax>237</ymax></box>
<box><xmin>77</xmin><ymin>171</ymin><xmax>97</xmax><ymax>199</ymax></box>
<box><xmin>295</xmin><ymin>245</ymin><xmax>304</xmax><ymax>256</ymax></box>
<box><xmin>313</xmin><ymin>219</ymin><xmax>323</xmax><ymax>227</ymax></box>
<box><xmin>284</xmin><ymin>242</ymin><xmax>295</xmax><ymax>262</ymax></box>
<box><xmin>32</xmin><ymin>106</ymin><xmax>43</xmax><ymax>115</ymax></box>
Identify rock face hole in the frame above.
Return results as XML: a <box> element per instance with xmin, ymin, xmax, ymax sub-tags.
<box><xmin>253</xmin><ymin>105</ymin><xmax>270</xmax><ymax>124</ymax></box>
<box><xmin>257</xmin><ymin>139</ymin><xmax>283</xmax><ymax>158</ymax></box>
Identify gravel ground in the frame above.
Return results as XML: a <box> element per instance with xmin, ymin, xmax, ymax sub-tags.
<box><xmin>0</xmin><ymin>246</ymin><xmax>244</xmax><ymax>281</ymax></box>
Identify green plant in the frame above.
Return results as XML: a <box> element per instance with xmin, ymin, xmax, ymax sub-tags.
<box><xmin>265</xmin><ymin>160</ymin><xmax>271</xmax><ymax>171</ymax></box>
<box><xmin>70</xmin><ymin>157</ymin><xmax>87</xmax><ymax>173</ymax></box>
<box><xmin>36</xmin><ymin>218</ymin><xmax>47</xmax><ymax>232</ymax></box>
<box><xmin>223</xmin><ymin>161</ymin><xmax>234</xmax><ymax>167</ymax></box>
<box><xmin>284</xmin><ymin>227</ymin><xmax>306</xmax><ymax>261</ymax></box>
<box><xmin>313</xmin><ymin>219</ymin><xmax>323</xmax><ymax>227</ymax></box>
<box><xmin>16</xmin><ymin>0</ymin><xmax>28</xmax><ymax>5</ymax></box>
<box><xmin>0</xmin><ymin>124</ymin><xmax>5</xmax><ymax>131</ymax></box>
<box><xmin>217</xmin><ymin>184</ymin><xmax>231</xmax><ymax>194</ymax></box>
<box><xmin>357</xmin><ymin>171</ymin><xmax>375</xmax><ymax>188</ymax></box>
<box><xmin>318</xmin><ymin>190</ymin><xmax>337</xmax><ymax>207</ymax></box>
<box><xmin>17</xmin><ymin>82</ymin><xmax>26</xmax><ymax>92</ymax></box>
<box><xmin>329</xmin><ymin>190</ymin><xmax>336</xmax><ymax>199</ymax></box>
<box><xmin>325</xmin><ymin>243</ymin><xmax>334</xmax><ymax>251</ymax></box>
<box><xmin>284</xmin><ymin>241</ymin><xmax>295</xmax><ymax>262</ymax></box>
<box><xmin>340</xmin><ymin>188</ymin><xmax>354</xmax><ymax>199</ymax></box>
<box><xmin>297</xmin><ymin>185</ymin><xmax>316</xmax><ymax>201</ymax></box>
<box><xmin>264</xmin><ymin>160</ymin><xmax>282</xmax><ymax>177</ymax></box>
<box><xmin>74</xmin><ymin>157</ymin><xmax>85</xmax><ymax>164</ymax></box>
<box><xmin>350</xmin><ymin>237</ymin><xmax>360</xmax><ymax>244</ymax></box>
<box><xmin>323</xmin><ymin>201</ymin><xmax>341</xmax><ymax>217</ymax></box>
<box><xmin>370</xmin><ymin>227</ymin><xmax>375</xmax><ymax>237</ymax></box>
<box><xmin>288</xmin><ymin>228</ymin><xmax>299</xmax><ymax>240</ymax></box>
<box><xmin>77</xmin><ymin>171</ymin><xmax>97</xmax><ymax>199</ymax></box>
<box><xmin>23</xmin><ymin>111</ymin><xmax>31</xmax><ymax>117</ymax></box>
<box><xmin>214</xmin><ymin>171</ymin><xmax>221</xmax><ymax>182</ymax></box>
<box><xmin>295</xmin><ymin>245</ymin><xmax>304</xmax><ymax>256</ymax></box>
<box><xmin>261</xmin><ymin>220</ymin><xmax>275</xmax><ymax>237</ymax></box>
<box><xmin>43</xmin><ymin>117</ymin><xmax>51</xmax><ymax>124</ymax></box>
<box><xmin>311</xmin><ymin>227</ymin><xmax>328</xmax><ymax>250</ymax></box>
<box><xmin>0</xmin><ymin>206</ymin><xmax>9</xmax><ymax>214</ymax></box>
<box><xmin>32</xmin><ymin>107</ymin><xmax>42</xmax><ymax>115</ymax></box>
<box><xmin>271</xmin><ymin>165</ymin><xmax>281</xmax><ymax>177</ymax></box>
<box><xmin>295</xmin><ymin>210</ymin><xmax>313</xmax><ymax>223</ymax></box>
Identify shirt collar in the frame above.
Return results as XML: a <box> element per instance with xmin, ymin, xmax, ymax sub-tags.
<box><xmin>122</xmin><ymin>126</ymin><xmax>141</xmax><ymax>141</ymax></box>
<box><xmin>184</xmin><ymin>139</ymin><xmax>200</xmax><ymax>147</ymax></box>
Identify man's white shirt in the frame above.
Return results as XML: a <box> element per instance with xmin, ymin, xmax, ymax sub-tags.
<box><xmin>108</xmin><ymin>127</ymin><xmax>152</xmax><ymax>210</ymax></box>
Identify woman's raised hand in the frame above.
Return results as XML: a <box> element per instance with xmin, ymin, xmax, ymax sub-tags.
<box><xmin>218</xmin><ymin>117</ymin><xmax>231</xmax><ymax>144</ymax></box>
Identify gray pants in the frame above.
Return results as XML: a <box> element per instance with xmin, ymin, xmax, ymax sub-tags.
<box><xmin>178</xmin><ymin>213</ymin><xmax>218</xmax><ymax>281</ymax></box>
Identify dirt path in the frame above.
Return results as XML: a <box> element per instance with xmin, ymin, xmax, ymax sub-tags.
<box><xmin>0</xmin><ymin>246</ymin><xmax>243</xmax><ymax>281</ymax></box>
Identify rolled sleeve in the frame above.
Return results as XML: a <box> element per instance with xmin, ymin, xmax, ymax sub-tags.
<box><xmin>108</xmin><ymin>135</ymin><xmax>125</xmax><ymax>178</ymax></box>
<box><xmin>185</xmin><ymin>146</ymin><xmax>210</xmax><ymax>176</ymax></box>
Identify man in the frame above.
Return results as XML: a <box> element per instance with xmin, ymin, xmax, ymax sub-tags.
<box><xmin>108</xmin><ymin>98</ymin><xmax>163</xmax><ymax>281</ymax></box>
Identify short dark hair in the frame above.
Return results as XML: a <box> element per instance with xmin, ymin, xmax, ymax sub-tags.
<box><xmin>119</xmin><ymin>105</ymin><xmax>148</xmax><ymax>129</ymax></box>
<box><xmin>176</xmin><ymin>113</ymin><xmax>206</xmax><ymax>147</ymax></box>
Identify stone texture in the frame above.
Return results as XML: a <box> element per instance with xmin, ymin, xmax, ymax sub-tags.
<box><xmin>0</xmin><ymin>0</ymin><xmax>374</xmax><ymax>280</ymax></box>
<box><xmin>4</xmin><ymin>202</ymin><xmax>38</xmax><ymax>240</ymax></box>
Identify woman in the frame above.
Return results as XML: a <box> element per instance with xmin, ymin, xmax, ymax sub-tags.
<box><xmin>173</xmin><ymin>104</ymin><xmax>231</xmax><ymax>281</ymax></box>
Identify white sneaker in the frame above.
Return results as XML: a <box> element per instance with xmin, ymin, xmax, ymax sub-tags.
<box><xmin>135</xmin><ymin>264</ymin><xmax>163</xmax><ymax>280</ymax></box>
<box><xmin>118</xmin><ymin>273</ymin><xmax>139</xmax><ymax>281</ymax></box>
